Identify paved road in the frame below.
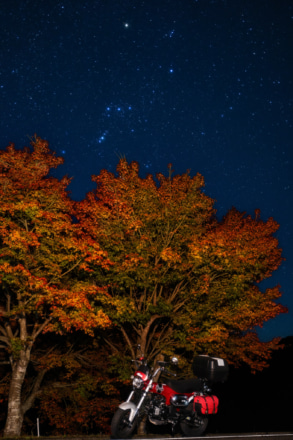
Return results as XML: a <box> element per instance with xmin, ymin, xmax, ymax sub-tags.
<box><xmin>29</xmin><ymin>434</ymin><xmax>293</xmax><ymax>440</ymax></box>
<box><xmin>141</xmin><ymin>434</ymin><xmax>293</xmax><ymax>440</ymax></box>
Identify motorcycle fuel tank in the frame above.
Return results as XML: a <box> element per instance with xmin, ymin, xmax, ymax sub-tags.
<box><xmin>192</xmin><ymin>355</ymin><xmax>229</xmax><ymax>383</ymax></box>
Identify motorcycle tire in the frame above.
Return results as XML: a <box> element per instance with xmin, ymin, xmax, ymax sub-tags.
<box><xmin>180</xmin><ymin>414</ymin><xmax>208</xmax><ymax>437</ymax></box>
<box><xmin>111</xmin><ymin>408</ymin><xmax>137</xmax><ymax>439</ymax></box>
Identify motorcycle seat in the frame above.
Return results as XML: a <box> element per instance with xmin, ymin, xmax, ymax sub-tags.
<box><xmin>165</xmin><ymin>378</ymin><xmax>203</xmax><ymax>393</ymax></box>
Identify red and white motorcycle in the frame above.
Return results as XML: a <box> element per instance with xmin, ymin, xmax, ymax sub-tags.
<box><xmin>111</xmin><ymin>348</ymin><xmax>229</xmax><ymax>438</ymax></box>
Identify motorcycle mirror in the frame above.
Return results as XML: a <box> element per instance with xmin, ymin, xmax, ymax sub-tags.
<box><xmin>171</xmin><ymin>357</ymin><xmax>178</xmax><ymax>365</ymax></box>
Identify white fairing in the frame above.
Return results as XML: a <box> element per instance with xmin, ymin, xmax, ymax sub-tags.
<box><xmin>119</xmin><ymin>401</ymin><xmax>137</xmax><ymax>422</ymax></box>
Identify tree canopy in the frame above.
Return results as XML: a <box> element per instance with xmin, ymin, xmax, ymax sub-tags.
<box><xmin>76</xmin><ymin>159</ymin><xmax>286</xmax><ymax>370</ymax></box>
<box><xmin>0</xmin><ymin>137</ymin><xmax>111</xmax><ymax>436</ymax></box>
<box><xmin>0</xmin><ymin>138</ymin><xmax>287</xmax><ymax>435</ymax></box>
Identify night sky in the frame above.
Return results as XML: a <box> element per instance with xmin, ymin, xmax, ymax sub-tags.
<box><xmin>1</xmin><ymin>0</ymin><xmax>292</xmax><ymax>341</ymax></box>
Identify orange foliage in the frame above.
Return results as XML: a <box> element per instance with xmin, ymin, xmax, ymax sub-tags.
<box><xmin>0</xmin><ymin>136</ymin><xmax>111</xmax><ymax>337</ymax></box>
<box><xmin>33</xmin><ymin>340</ymin><xmax>121</xmax><ymax>435</ymax></box>
<box><xmin>75</xmin><ymin>159</ymin><xmax>286</xmax><ymax>371</ymax></box>
<box><xmin>0</xmin><ymin>137</ymin><xmax>112</xmax><ymax>436</ymax></box>
<box><xmin>186</xmin><ymin>208</ymin><xmax>286</xmax><ymax>369</ymax></box>
<box><xmin>0</xmin><ymin>139</ymin><xmax>287</xmax><ymax>435</ymax></box>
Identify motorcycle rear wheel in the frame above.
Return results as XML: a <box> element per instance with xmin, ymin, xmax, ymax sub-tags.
<box><xmin>111</xmin><ymin>408</ymin><xmax>137</xmax><ymax>439</ymax></box>
<box><xmin>180</xmin><ymin>414</ymin><xmax>208</xmax><ymax>437</ymax></box>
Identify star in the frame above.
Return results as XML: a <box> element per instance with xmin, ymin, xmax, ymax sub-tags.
<box><xmin>0</xmin><ymin>0</ymin><xmax>291</xmax><ymax>343</ymax></box>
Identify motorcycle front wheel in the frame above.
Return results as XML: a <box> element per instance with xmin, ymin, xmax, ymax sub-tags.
<box><xmin>111</xmin><ymin>408</ymin><xmax>137</xmax><ymax>439</ymax></box>
<box><xmin>180</xmin><ymin>414</ymin><xmax>208</xmax><ymax>437</ymax></box>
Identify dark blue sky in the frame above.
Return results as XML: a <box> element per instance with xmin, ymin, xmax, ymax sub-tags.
<box><xmin>1</xmin><ymin>0</ymin><xmax>292</xmax><ymax>341</ymax></box>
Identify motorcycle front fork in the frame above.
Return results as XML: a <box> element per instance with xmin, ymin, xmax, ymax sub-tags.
<box><xmin>126</xmin><ymin>390</ymin><xmax>135</xmax><ymax>402</ymax></box>
<box><xmin>125</xmin><ymin>390</ymin><xmax>148</xmax><ymax>423</ymax></box>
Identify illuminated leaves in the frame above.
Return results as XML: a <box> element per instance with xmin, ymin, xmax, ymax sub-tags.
<box><xmin>0</xmin><ymin>137</ymin><xmax>114</xmax><ymax>436</ymax></box>
<box><xmin>75</xmin><ymin>159</ymin><xmax>217</xmax><ymax>357</ymax></box>
<box><xmin>76</xmin><ymin>159</ymin><xmax>285</xmax><ymax>371</ymax></box>
<box><xmin>198</xmin><ymin>208</ymin><xmax>282</xmax><ymax>280</ymax></box>
<box><xmin>0</xmin><ymin>136</ymin><xmax>111</xmax><ymax>336</ymax></box>
<box><xmin>0</xmin><ymin>137</ymin><xmax>287</xmax><ymax>435</ymax></box>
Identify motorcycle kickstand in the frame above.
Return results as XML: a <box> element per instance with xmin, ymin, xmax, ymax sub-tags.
<box><xmin>170</xmin><ymin>421</ymin><xmax>177</xmax><ymax>437</ymax></box>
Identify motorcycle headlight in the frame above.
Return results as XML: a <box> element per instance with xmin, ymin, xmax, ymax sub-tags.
<box><xmin>133</xmin><ymin>376</ymin><xmax>144</xmax><ymax>389</ymax></box>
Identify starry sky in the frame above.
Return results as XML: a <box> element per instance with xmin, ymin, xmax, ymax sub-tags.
<box><xmin>1</xmin><ymin>0</ymin><xmax>292</xmax><ymax>341</ymax></box>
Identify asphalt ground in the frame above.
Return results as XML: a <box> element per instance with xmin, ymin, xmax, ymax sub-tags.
<box><xmin>11</xmin><ymin>433</ymin><xmax>292</xmax><ymax>440</ymax></box>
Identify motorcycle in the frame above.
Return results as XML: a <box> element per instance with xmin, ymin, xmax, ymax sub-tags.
<box><xmin>111</xmin><ymin>347</ymin><xmax>229</xmax><ymax>438</ymax></box>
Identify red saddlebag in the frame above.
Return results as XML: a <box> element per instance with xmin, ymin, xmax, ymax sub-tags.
<box><xmin>193</xmin><ymin>395</ymin><xmax>219</xmax><ymax>415</ymax></box>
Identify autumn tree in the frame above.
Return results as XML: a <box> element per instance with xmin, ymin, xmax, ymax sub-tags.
<box><xmin>186</xmin><ymin>207</ymin><xmax>287</xmax><ymax>370</ymax></box>
<box><xmin>35</xmin><ymin>336</ymin><xmax>121</xmax><ymax>435</ymax></box>
<box><xmin>76</xmin><ymin>159</ymin><xmax>286</xmax><ymax>372</ymax></box>
<box><xmin>0</xmin><ymin>137</ymin><xmax>111</xmax><ymax>436</ymax></box>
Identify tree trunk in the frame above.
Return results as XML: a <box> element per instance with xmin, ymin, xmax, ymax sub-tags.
<box><xmin>137</xmin><ymin>353</ymin><xmax>164</xmax><ymax>435</ymax></box>
<box><xmin>139</xmin><ymin>314</ymin><xmax>160</xmax><ymax>356</ymax></box>
<box><xmin>4</xmin><ymin>349</ymin><xmax>30</xmax><ymax>437</ymax></box>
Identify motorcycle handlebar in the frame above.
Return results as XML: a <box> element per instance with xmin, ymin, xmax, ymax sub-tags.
<box><xmin>157</xmin><ymin>361</ymin><xmax>169</xmax><ymax>366</ymax></box>
<box><xmin>131</xmin><ymin>357</ymin><xmax>178</xmax><ymax>376</ymax></box>
<box><xmin>163</xmin><ymin>369</ymin><xmax>177</xmax><ymax>377</ymax></box>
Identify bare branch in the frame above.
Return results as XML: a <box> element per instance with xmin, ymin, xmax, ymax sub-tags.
<box><xmin>31</xmin><ymin>317</ymin><xmax>52</xmax><ymax>340</ymax></box>
<box><xmin>0</xmin><ymin>336</ymin><xmax>10</xmax><ymax>346</ymax></box>
<box><xmin>104</xmin><ymin>338</ymin><xmax>121</xmax><ymax>354</ymax></box>
<box><xmin>156</xmin><ymin>285</ymin><xmax>163</xmax><ymax>301</ymax></box>
<box><xmin>0</xmin><ymin>325</ymin><xmax>8</xmax><ymax>337</ymax></box>
<box><xmin>145</xmin><ymin>322</ymin><xmax>159</xmax><ymax>354</ymax></box>
<box><xmin>6</xmin><ymin>293</ymin><xmax>11</xmax><ymax>313</ymax></box>
<box><xmin>139</xmin><ymin>315</ymin><xmax>161</xmax><ymax>355</ymax></box>
<box><xmin>4</xmin><ymin>323</ymin><xmax>14</xmax><ymax>340</ymax></box>
<box><xmin>23</xmin><ymin>219</ymin><xmax>29</xmax><ymax>232</ymax></box>
<box><xmin>137</xmin><ymin>288</ymin><xmax>146</xmax><ymax>312</ymax></box>
<box><xmin>19</xmin><ymin>316</ymin><xmax>27</xmax><ymax>341</ymax></box>
<box><xmin>168</xmin><ymin>279</ymin><xmax>186</xmax><ymax>303</ymax></box>
<box><xmin>148</xmin><ymin>322</ymin><xmax>174</xmax><ymax>359</ymax></box>
<box><xmin>120</xmin><ymin>326</ymin><xmax>136</xmax><ymax>359</ymax></box>
<box><xmin>48</xmin><ymin>259</ymin><xmax>83</xmax><ymax>285</ymax></box>
<box><xmin>22</xmin><ymin>369</ymin><xmax>46</xmax><ymax>415</ymax></box>
<box><xmin>60</xmin><ymin>258</ymin><xmax>83</xmax><ymax>278</ymax></box>
<box><xmin>173</xmin><ymin>299</ymin><xmax>188</xmax><ymax>313</ymax></box>
<box><xmin>148</xmin><ymin>284</ymin><xmax>158</xmax><ymax>306</ymax></box>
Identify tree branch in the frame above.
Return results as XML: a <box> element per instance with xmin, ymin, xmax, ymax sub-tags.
<box><xmin>148</xmin><ymin>322</ymin><xmax>174</xmax><ymax>359</ymax></box>
<box><xmin>22</xmin><ymin>369</ymin><xmax>46</xmax><ymax>415</ymax></box>
<box><xmin>139</xmin><ymin>315</ymin><xmax>161</xmax><ymax>355</ymax></box>
<box><xmin>31</xmin><ymin>317</ymin><xmax>52</xmax><ymax>340</ymax></box>
<box><xmin>0</xmin><ymin>325</ymin><xmax>8</xmax><ymax>338</ymax></box>
<box><xmin>4</xmin><ymin>322</ymin><xmax>14</xmax><ymax>340</ymax></box>
<box><xmin>60</xmin><ymin>258</ymin><xmax>83</xmax><ymax>278</ymax></box>
<box><xmin>0</xmin><ymin>336</ymin><xmax>10</xmax><ymax>346</ymax></box>
<box><xmin>48</xmin><ymin>259</ymin><xmax>83</xmax><ymax>285</ymax></box>
<box><xmin>120</xmin><ymin>326</ymin><xmax>136</xmax><ymax>359</ymax></box>
<box><xmin>5</xmin><ymin>292</ymin><xmax>11</xmax><ymax>314</ymax></box>
<box><xmin>104</xmin><ymin>337</ymin><xmax>121</xmax><ymax>354</ymax></box>
<box><xmin>168</xmin><ymin>279</ymin><xmax>186</xmax><ymax>303</ymax></box>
